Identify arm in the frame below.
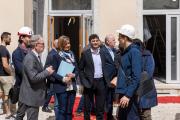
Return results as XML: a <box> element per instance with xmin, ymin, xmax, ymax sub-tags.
<box><xmin>2</xmin><ymin>57</ymin><xmax>11</xmax><ymax>75</ymax></box>
<box><xmin>79</xmin><ymin>52</ymin><xmax>87</xmax><ymax>86</ymax></box>
<box><xmin>125</xmin><ymin>49</ymin><xmax>142</xmax><ymax>98</ymax></box>
<box><xmin>12</xmin><ymin>51</ymin><xmax>23</xmax><ymax>75</ymax></box>
<box><xmin>24</xmin><ymin>56</ymin><xmax>49</xmax><ymax>84</ymax></box>
<box><xmin>144</xmin><ymin>55</ymin><xmax>155</xmax><ymax>78</ymax></box>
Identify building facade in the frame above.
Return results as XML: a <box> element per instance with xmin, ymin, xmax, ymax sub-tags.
<box><xmin>0</xmin><ymin>0</ymin><xmax>180</xmax><ymax>84</ymax></box>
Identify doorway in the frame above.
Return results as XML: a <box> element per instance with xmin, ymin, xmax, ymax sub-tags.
<box><xmin>143</xmin><ymin>15</ymin><xmax>166</xmax><ymax>80</ymax></box>
<box><xmin>48</xmin><ymin>15</ymin><xmax>93</xmax><ymax>61</ymax></box>
<box><xmin>143</xmin><ymin>15</ymin><xmax>180</xmax><ymax>83</ymax></box>
<box><xmin>54</xmin><ymin>16</ymin><xmax>80</xmax><ymax>61</ymax></box>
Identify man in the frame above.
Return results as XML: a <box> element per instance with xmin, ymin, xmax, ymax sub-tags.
<box><xmin>101</xmin><ymin>34</ymin><xmax>117</xmax><ymax>120</ymax></box>
<box><xmin>16</xmin><ymin>35</ymin><xmax>54</xmax><ymax>120</ymax></box>
<box><xmin>11</xmin><ymin>27</ymin><xmax>33</xmax><ymax>106</ymax></box>
<box><xmin>79</xmin><ymin>34</ymin><xmax>106</xmax><ymax>120</ymax></box>
<box><xmin>0</xmin><ymin>32</ymin><xmax>13</xmax><ymax>119</ymax></box>
<box><xmin>116</xmin><ymin>24</ymin><xmax>141</xmax><ymax>120</ymax></box>
<box><xmin>42</xmin><ymin>39</ymin><xmax>58</xmax><ymax>113</ymax></box>
<box><xmin>12</xmin><ymin>26</ymin><xmax>33</xmax><ymax>87</ymax></box>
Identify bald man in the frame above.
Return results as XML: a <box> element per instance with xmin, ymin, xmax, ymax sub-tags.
<box><xmin>101</xmin><ymin>34</ymin><xmax>117</xmax><ymax>120</ymax></box>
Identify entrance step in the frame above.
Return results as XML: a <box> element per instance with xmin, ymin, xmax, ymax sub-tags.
<box><xmin>155</xmin><ymin>79</ymin><xmax>180</xmax><ymax>103</ymax></box>
<box><xmin>155</xmin><ymin>79</ymin><xmax>180</xmax><ymax>95</ymax></box>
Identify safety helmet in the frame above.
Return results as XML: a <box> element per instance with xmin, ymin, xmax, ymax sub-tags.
<box><xmin>18</xmin><ymin>26</ymin><xmax>33</xmax><ymax>36</ymax></box>
<box><xmin>116</xmin><ymin>24</ymin><xmax>135</xmax><ymax>39</ymax></box>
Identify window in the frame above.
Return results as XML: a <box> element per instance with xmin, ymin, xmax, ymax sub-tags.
<box><xmin>51</xmin><ymin>0</ymin><xmax>91</xmax><ymax>10</ymax></box>
<box><xmin>143</xmin><ymin>0</ymin><xmax>179</xmax><ymax>10</ymax></box>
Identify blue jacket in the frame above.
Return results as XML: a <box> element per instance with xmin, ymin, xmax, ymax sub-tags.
<box><xmin>12</xmin><ymin>46</ymin><xmax>29</xmax><ymax>86</ymax></box>
<box><xmin>45</xmin><ymin>49</ymin><xmax>78</xmax><ymax>93</ymax></box>
<box><xmin>115</xmin><ymin>44</ymin><xmax>142</xmax><ymax>98</ymax></box>
<box><xmin>138</xmin><ymin>50</ymin><xmax>158</xmax><ymax>108</ymax></box>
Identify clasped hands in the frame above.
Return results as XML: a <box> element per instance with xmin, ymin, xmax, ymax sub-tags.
<box><xmin>63</xmin><ymin>73</ymin><xmax>75</xmax><ymax>84</ymax></box>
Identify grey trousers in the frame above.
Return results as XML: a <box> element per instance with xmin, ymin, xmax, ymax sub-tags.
<box><xmin>16</xmin><ymin>101</ymin><xmax>39</xmax><ymax>120</ymax></box>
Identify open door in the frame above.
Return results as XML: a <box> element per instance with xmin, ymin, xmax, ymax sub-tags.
<box><xmin>79</xmin><ymin>15</ymin><xmax>93</xmax><ymax>57</ymax></box>
<box><xmin>47</xmin><ymin>15</ymin><xmax>54</xmax><ymax>51</ymax></box>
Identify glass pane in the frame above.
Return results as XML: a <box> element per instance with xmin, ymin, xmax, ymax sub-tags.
<box><xmin>52</xmin><ymin>0</ymin><xmax>91</xmax><ymax>10</ymax></box>
<box><xmin>171</xmin><ymin>17</ymin><xmax>177</xmax><ymax>80</ymax></box>
<box><xmin>143</xmin><ymin>0</ymin><xmax>179</xmax><ymax>10</ymax></box>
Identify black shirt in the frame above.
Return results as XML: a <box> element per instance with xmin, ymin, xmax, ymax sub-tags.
<box><xmin>0</xmin><ymin>45</ymin><xmax>10</xmax><ymax>76</ymax></box>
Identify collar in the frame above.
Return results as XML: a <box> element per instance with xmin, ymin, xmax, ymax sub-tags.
<box><xmin>91</xmin><ymin>48</ymin><xmax>100</xmax><ymax>54</ymax></box>
<box><xmin>32</xmin><ymin>49</ymin><xmax>40</xmax><ymax>58</ymax></box>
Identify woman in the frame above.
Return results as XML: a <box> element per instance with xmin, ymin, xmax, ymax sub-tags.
<box><xmin>45</xmin><ymin>35</ymin><xmax>78</xmax><ymax>120</ymax></box>
<box><xmin>58</xmin><ymin>35</ymin><xmax>78</xmax><ymax>119</ymax></box>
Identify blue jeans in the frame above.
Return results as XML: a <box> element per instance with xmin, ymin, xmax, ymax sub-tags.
<box><xmin>54</xmin><ymin>91</ymin><xmax>76</xmax><ymax>120</ymax></box>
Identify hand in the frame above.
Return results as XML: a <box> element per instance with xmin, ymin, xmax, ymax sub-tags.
<box><xmin>119</xmin><ymin>96</ymin><xmax>130</xmax><ymax>108</ymax></box>
<box><xmin>66</xmin><ymin>73</ymin><xmax>75</xmax><ymax>78</ymax></box>
<box><xmin>63</xmin><ymin>76</ymin><xmax>71</xmax><ymax>84</ymax></box>
<box><xmin>110</xmin><ymin>77</ymin><xmax>117</xmax><ymax>87</ymax></box>
<box><xmin>46</xmin><ymin>66</ymin><xmax>54</xmax><ymax>75</ymax></box>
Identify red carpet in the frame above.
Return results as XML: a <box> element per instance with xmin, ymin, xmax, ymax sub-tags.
<box><xmin>50</xmin><ymin>96</ymin><xmax>180</xmax><ymax>119</ymax></box>
<box><xmin>50</xmin><ymin>96</ymin><xmax>96</xmax><ymax>120</ymax></box>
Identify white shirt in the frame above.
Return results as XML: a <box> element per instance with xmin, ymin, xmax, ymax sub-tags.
<box><xmin>91</xmin><ymin>48</ymin><xmax>103</xmax><ymax>78</ymax></box>
<box><xmin>32</xmin><ymin>50</ymin><xmax>41</xmax><ymax>63</ymax></box>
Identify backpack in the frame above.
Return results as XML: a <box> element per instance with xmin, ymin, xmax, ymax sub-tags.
<box><xmin>121</xmin><ymin>55</ymin><xmax>154</xmax><ymax>97</ymax></box>
<box><xmin>135</xmin><ymin>56</ymin><xmax>154</xmax><ymax>97</ymax></box>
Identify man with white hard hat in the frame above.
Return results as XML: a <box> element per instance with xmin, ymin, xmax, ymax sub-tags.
<box><xmin>10</xmin><ymin>27</ymin><xmax>33</xmax><ymax>118</ymax></box>
<box><xmin>115</xmin><ymin>24</ymin><xmax>141</xmax><ymax>120</ymax></box>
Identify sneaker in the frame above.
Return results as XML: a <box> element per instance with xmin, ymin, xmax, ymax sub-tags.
<box><xmin>42</xmin><ymin>106</ymin><xmax>52</xmax><ymax>113</ymax></box>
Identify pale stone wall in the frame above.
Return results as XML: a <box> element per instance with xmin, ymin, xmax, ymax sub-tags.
<box><xmin>94</xmin><ymin>0</ymin><xmax>140</xmax><ymax>41</ymax></box>
<box><xmin>0</xmin><ymin>0</ymin><xmax>25</xmax><ymax>54</ymax></box>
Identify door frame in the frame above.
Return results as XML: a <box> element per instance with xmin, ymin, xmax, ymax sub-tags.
<box><xmin>47</xmin><ymin>14</ymin><xmax>93</xmax><ymax>57</ymax></box>
<box><xmin>140</xmin><ymin>0</ymin><xmax>180</xmax><ymax>83</ymax></box>
<box><xmin>166</xmin><ymin>14</ymin><xmax>180</xmax><ymax>83</ymax></box>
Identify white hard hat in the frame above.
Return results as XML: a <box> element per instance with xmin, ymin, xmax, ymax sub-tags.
<box><xmin>116</xmin><ymin>24</ymin><xmax>135</xmax><ymax>39</ymax></box>
<box><xmin>18</xmin><ymin>26</ymin><xmax>33</xmax><ymax>36</ymax></box>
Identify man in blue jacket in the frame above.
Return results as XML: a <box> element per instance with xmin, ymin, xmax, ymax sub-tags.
<box><xmin>115</xmin><ymin>24</ymin><xmax>142</xmax><ymax>120</ymax></box>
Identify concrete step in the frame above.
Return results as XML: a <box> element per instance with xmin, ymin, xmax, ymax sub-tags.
<box><xmin>155</xmin><ymin>79</ymin><xmax>180</xmax><ymax>95</ymax></box>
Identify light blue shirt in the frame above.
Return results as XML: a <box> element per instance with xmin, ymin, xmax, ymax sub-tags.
<box><xmin>91</xmin><ymin>48</ymin><xmax>103</xmax><ymax>78</ymax></box>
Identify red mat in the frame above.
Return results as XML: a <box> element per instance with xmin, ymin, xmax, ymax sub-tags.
<box><xmin>158</xmin><ymin>96</ymin><xmax>180</xmax><ymax>103</ymax></box>
<box><xmin>50</xmin><ymin>96</ymin><xmax>180</xmax><ymax>120</ymax></box>
<box><xmin>50</xmin><ymin>96</ymin><xmax>96</xmax><ymax>120</ymax></box>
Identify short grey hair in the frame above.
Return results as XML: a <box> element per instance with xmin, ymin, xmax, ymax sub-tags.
<box><xmin>30</xmin><ymin>35</ymin><xmax>43</xmax><ymax>48</ymax></box>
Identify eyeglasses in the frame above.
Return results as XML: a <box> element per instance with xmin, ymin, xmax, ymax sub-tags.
<box><xmin>37</xmin><ymin>43</ymin><xmax>44</xmax><ymax>45</ymax></box>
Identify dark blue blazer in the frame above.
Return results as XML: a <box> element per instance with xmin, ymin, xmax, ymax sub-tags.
<box><xmin>12</xmin><ymin>46</ymin><xmax>28</xmax><ymax>86</ymax></box>
<box><xmin>139</xmin><ymin>50</ymin><xmax>158</xmax><ymax>108</ymax></box>
<box><xmin>45</xmin><ymin>49</ymin><xmax>77</xmax><ymax>93</ymax></box>
<box><xmin>100</xmin><ymin>45</ymin><xmax>117</xmax><ymax>87</ymax></box>
<box><xmin>79</xmin><ymin>48</ymin><xmax>106</xmax><ymax>88</ymax></box>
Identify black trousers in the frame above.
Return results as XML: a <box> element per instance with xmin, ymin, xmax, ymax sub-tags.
<box><xmin>83</xmin><ymin>78</ymin><xmax>106</xmax><ymax>120</ymax></box>
<box><xmin>16</xmin><ymin>101</ymin><xmax>39</xmax><ymax>120</ymax></box>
